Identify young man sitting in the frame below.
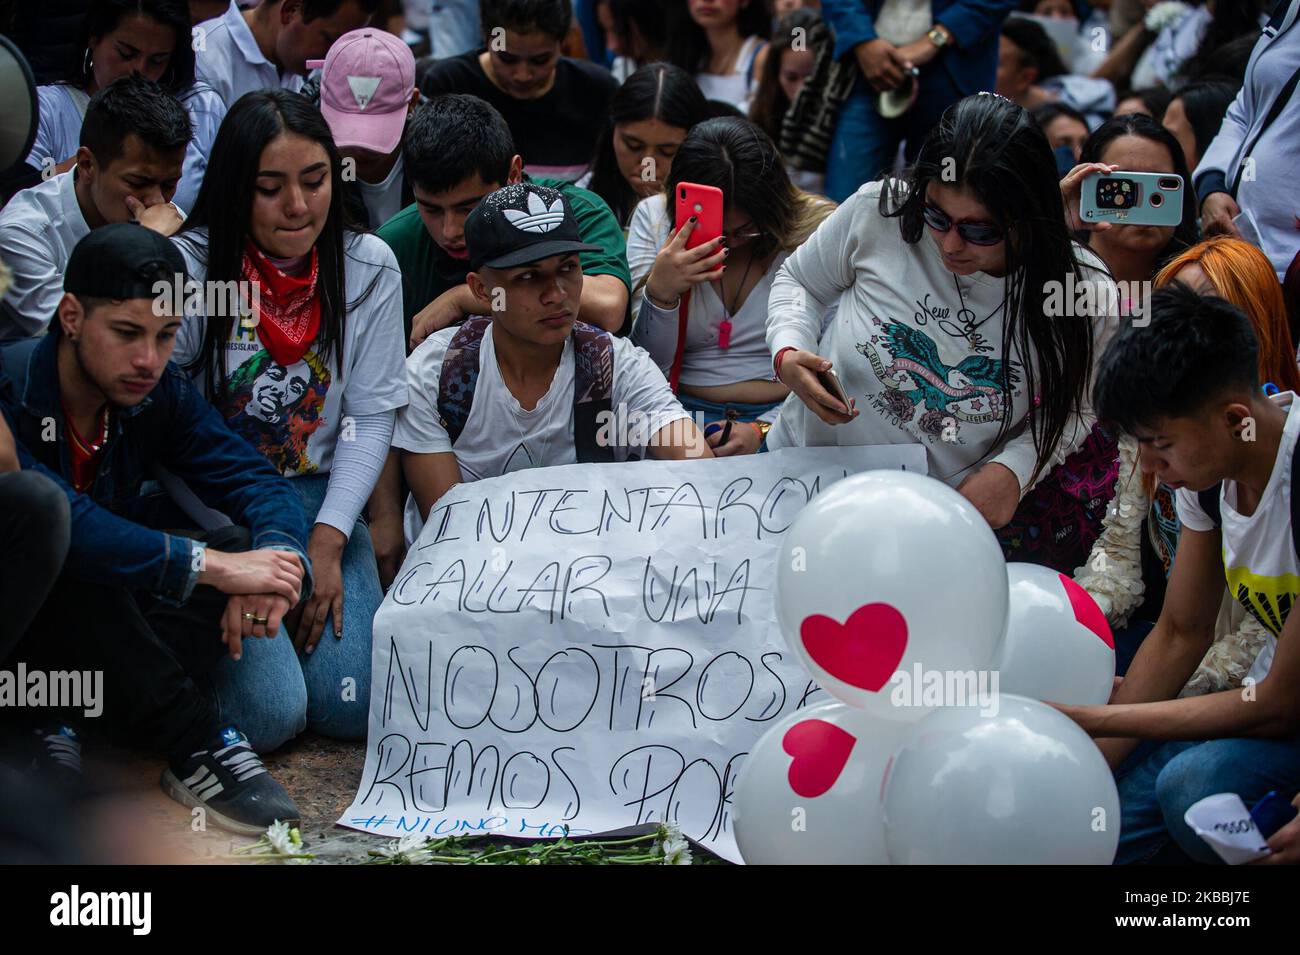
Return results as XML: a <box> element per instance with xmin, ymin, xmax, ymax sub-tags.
<box><xmin>0</xmin><ymin>75</ymin><xmax>191</xmax><ymax>341</ymax></box>
<box><xmin>306</xmin><ymin>26</ymin><xmax>421</xmax><ymax>230</ymax></box>
<box><xmin>378</xmin><ymin>93</ymin><xmax>631</xmax><ymax>345</ymax></box>
<box><xmin>1062</xmin><ymin>283</ymin><xmax>1300</xmax><ymax>864</ymax></box>
<box><xmin>0</xmin><ymin>223</ymin><xmax>312</xmax><ymax>833</ymax></box>
<box><xmin>385</xmin><ymin>182</ymin><xmax>708</xmax><ymax>544</ymax></box>
<box><xmin>194</xmin><ymin>0</ymin><xmax>379</xmax><ymax>108</ymax></box>
<box><xmin>419</xmin><ymin>0</ymin><xmax>617</xmax><ymax>184</ymax></box>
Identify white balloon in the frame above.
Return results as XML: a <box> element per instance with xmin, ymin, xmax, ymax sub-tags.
<box><xmin>734</xmin><ymin>701</ymin><xmax>911</xmax><ymax>865</ymax></box>
<box><xmin>881</xmin><ymin>695</ymin><xmax>1120</xmax><ymax>864</ymax></box>
<box><xmin>997</xmin><ymin>563</ymin><xmax>1116</xmax><ymax>706</ymax></box>
<box><xmin>775</xmin><ymin>470</ymin><xmax>1008</xmax><ymax>716</ymax></box>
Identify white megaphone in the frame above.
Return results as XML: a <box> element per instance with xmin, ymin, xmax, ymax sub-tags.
<box><xmin>0</xmin><ymin>34</ymin><xmax>38</xmax><ymax>179</ymax></box>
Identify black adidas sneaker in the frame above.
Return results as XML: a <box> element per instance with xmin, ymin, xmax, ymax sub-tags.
<box><xmin>26</xmin><ymin>724</ymin><xmax>83</xmax><ymax>789</ymax></box>
<box><xmin>160</xmin><ymin>726</ymin><xmax>300</xmax><ymax>835</ymax></box>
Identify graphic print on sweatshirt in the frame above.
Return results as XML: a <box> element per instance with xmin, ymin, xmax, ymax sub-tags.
<box><xmin>219</xmin><ymin>346</ymin><xmax>332</xmax><ymax>475</ymax></box>
<box><xmin>855</xmin><ymin>316</ymin><xmax>1021</xmax><ymax>444</ymax></box>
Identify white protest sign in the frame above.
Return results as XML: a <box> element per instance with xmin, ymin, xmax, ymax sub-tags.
<box><xmin>340</xmin><ymin>445</ymin><xmax>928</xmax><ymax>862</ymax></box>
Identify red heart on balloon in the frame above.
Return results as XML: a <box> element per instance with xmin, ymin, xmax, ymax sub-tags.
<box><xmin>783</xmin><ymin>719</ymin><xmax>856</xmax><ymax>798</ymax></box>
<box><xmin>1058</xmin><ymin>573</ymin><xmax>1114</xmax><ymax>649</ymax></box>
<box><xmin>799</xmin><ymin>602</ymin><xmax>909</xmax><ymax>691</ymax></box>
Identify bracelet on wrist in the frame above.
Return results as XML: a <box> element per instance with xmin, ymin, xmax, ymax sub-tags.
<box><xmin>646</xmin><ymin>288</ymin><xmax>682</xmax><ymax>310</ymax></box>
<box><xmin>774</xmin><ymin>346</ymin><xmax>797</xmax><ymax>378</ymax></box>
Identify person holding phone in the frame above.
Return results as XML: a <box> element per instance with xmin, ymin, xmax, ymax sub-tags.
<box><xmin>627</xmin><ymin>117</ymin><xmax>835</xmax><ymax>456</ymax></box>
<box><xmin>766</xmin><ymin>93</ymin><xmax>1116</xmax><ymax>529</ymax></box>
<box><xmin>395</xmin><ymin>182</ymin><xmax>709</xmax><ymax>535</ymax></box>
<box><xmin>1061</xmin><ymin>114</ymin><xmax>1199</xmax><ymax>307</ymax></box>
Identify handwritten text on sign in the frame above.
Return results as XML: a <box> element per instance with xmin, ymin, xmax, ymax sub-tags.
<box><xmin>340</xmin><ymin>446</ymin><xmax>926</xmax><ymax>862</ymax></box>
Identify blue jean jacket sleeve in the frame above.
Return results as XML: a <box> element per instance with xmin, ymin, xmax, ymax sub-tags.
<box><xmin>155</xmin><ymin>366</ymin><xmax>315</xmax><ymax>599</ymax></box>
<box><xmin>937</xmin><ymin>0</ymin><xmax>1020</xmax><ymax>50</ymax></box>
<box><xmin>5</xmin><ymin>415</ymin><xmax>204</xmax><ymax>605</ymax></box>
<box><xmin>822</xmin><ymin>0</ymin><xmax>879</xmax><ymax>61</ymax></box>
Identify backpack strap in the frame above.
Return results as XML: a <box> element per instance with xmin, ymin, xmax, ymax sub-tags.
<box><xmin>1231</xmin><ymin>64</ymin><xmax>1300</xmax><ymax>197</ymax></box>
<box><xmin>1198</xmin><ymin>435</ymin><xmax>1300</xmax><ymax>563</ymax></box>
<box><xmin>437</xmin><ymin>316</ymin><xmax>491</xmax><ymax>446</ymax></box>
<box><xmin>744</xmin><ymin>38</ymin><xmax>767</xmax><ymax>92</ymax></box>
<box><xmin>571</xmin><ymin>320</ymin><xmax>616</xmax><ymax>463</ymax></box>
<box><xmin>1197</xmin><ymin>483</ymin><xmax>1223</xmax><ymax>529</ymax></box>
<box><xmin>437</xmin><ymin>317</ymin><xmax>618</xmax><ymax>462</ymax></box>
<box><xmin>1292</xmin><ymin>432</ymin><xmax>1300</xmax><ymax>564</ymax></box>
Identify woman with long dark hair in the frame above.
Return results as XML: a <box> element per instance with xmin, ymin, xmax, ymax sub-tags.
<box><xmin>748</xmin><ymin>7</ymin><xmax>825</xmax><ymax>193</ymax></box>
<box><xmin>628</xmin><ymin>116</ymin><xmax>834</xmax><ymax>455</ymax></box>
<box><xmin>171</xmin><ymin>90</ymin><xmax>406</xmax><ymax>749</ymax></box>
<box><xmin>666</xmin><ymin>0</ymin><xmax>772</xmax><ymax>114</ymax></box>
<box><xmin>24</xmin><ymin>0</ymin><xmax>226</xmax><ymax>211</ymax></box>
<box><xmin>1162</xmin><ymin>78</ymin><xmax>1240</xmax><ymax>172</ymax></box>
<box><xmin>597</xmin><ymin>0</ymin><xmax>671</xmax><ymax>80</ymax></box>
<box><xmin>584</xmin><ymin>62</ymin><xmax>708</xmax><ymax>229</ymax></box>
<box><xmin>767</xmin><ymin>93</ymin><xmax>1116</xmax><ymax>529</ymax></box>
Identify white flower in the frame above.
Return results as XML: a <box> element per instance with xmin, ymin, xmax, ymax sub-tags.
<box><xmin>378</xmin><ymin>832</ymin><xmax>434</xmax><ymax>864</ymax></box>
<box><xmin>265</xmin><ymin>820</ymin><xmax>296</xmax><ymax>856</ymax></box>
<box><xmin>660</xmin><ymin>825</ymin><xmax>693</xmax><ymax>865</ymax></box>
<box><xmin>1145</xmin><ymin>1</ymin><xmax>1191</xmax><ymax>32</ymax></box>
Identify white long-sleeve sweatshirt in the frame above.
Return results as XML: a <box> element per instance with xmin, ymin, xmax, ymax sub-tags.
<box><xmin>765</xmin><ymin>180</ymin><xmax>1117</xmax><ymax>492</ymax></box>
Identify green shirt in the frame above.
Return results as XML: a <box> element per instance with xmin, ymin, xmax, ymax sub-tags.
<box><xmin>376</xmin><ymin>177</ymin><xmax>632</xmax><ymax>342</ymax></box>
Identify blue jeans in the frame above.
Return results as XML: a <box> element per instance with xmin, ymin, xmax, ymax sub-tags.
<box><xmin>1115</xmin><ymin>736</ymin><xmax>1300</xmax><ymax>864</ymax></box>
<box><xmin>675</xmin><ymin>393</ymin><xmax>781</xmax><ymax>453</ymax></box>
<box><xmin>207</xmin><ymin>474</ymin><xmax>381</xmax><ymax>750</ymax></box>
<box><xmin>825</xmin><ymin>68</ymin><xmax>965</xmax><ymax>203</ymax></box>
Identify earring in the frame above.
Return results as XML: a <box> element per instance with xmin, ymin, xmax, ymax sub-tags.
<box><xmin>82</xmin><ymin>48</ymin><xmax>93</xmax><ymax>79</ymax></box>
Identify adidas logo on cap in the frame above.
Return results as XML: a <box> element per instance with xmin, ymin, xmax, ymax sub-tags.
<box><xmin>504</xmin><ymin>192</ymin><xmax>566</xmax><ymax>234</ymax></box>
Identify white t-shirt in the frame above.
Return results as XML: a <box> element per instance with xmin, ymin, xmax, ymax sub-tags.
<box><xmin>1176</xmin><ymin>393</ymin><xmax>1300</xmax><ymax>684</ymax></box>
<box><xmin>193</xmin><ymin>1</ymin><xmax>306</xmax><ymax>109</ymax></box>
<box><xmin>765</xmin><ymin>179</ymin><xmax>1117</xmax><ymax>491</ymax></box>
<box><xmin>695</xmin><ymin>35</ymin><xmax>765</xmax><ymax>114</ymax></box>
<box><xmin>171</xmin><ymin>229</ymin><xmax>408</xmax><ymax>477</ymax></box>
<box><xmin>0</xmin><ymin>170</ymin><xmax>89</xmax><ymax>340</ymax></box>
<box><xmin>357</xmin><ymin>153</ymin><xmax>406</xmax><ymax>230</ymax></box>
<box><xmin>24</xmin><ymin>82</ymin><xmax>228</xmax><ymax>212</ymax></box>
<box><xmin>394</xmin><ymin>322</ymin><xmax>692</xmax><ymax>538</ymax></box>
<box><xmin>627</xmin><ymin>192</ymin><xmax>814</xmax><ymax>388</ymax></box>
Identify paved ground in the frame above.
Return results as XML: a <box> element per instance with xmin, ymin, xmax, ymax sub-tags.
<box><xmin>85</xmin><ymin>733</ymin><xmax>381</xmax><ymax>864</ymax></box>
<box><xmin>79</xmin><ymin>735</ymin><xmax>723</xmax><ymax>864</ymax></box>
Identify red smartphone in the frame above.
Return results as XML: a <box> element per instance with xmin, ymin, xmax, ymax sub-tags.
<box><xmin>674</xmin><ymin>182</ymin><xmax>724</xmax><ymax>273</ymax></box>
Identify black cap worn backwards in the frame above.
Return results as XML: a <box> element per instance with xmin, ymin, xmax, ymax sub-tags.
<box><xmin>465</xmin><ymin>183</ymin><xmax>601</xmax><ymax>272</ymax></box>
<box><xmin>63</xmin><ymin>222</ymin><xmax>188</xmax><ymax>301</ymax></box>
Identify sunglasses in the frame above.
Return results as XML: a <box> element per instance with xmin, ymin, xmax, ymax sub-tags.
<box><xmin>922</xmin><ymin>203</ymin><xmax>1005</xmax><ymax>247</ymax></box>
<box><xmin>722</xmin><ymin>222</ymin><xmax>765</xmax><ymax>243</ymax></box>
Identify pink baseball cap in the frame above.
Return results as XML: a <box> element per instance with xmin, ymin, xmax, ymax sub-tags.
<box><xmin>307</xmin><ymin>29</ymin><xmax>415</xmax><ymax>155</ymax></box>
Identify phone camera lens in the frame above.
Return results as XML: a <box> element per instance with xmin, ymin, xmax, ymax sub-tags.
<box><xmin>1150</xmin><ymin>193</ymin><xmax>1163</xmax><ymax>207</ymax></box>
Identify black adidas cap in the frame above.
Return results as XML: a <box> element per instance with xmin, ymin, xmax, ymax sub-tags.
<box><xmin>465</xmin><ymin>182</ymin><xmax>601</xmax><ymax>272</ymax></box>
<box><xmin>64</xmin><ymin>222</ymin><xmax>188</xmax><ymax>300</ymax></box>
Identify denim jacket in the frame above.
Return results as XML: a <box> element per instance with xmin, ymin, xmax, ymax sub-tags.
<box><xmin>0</xmin><ymin>333</ymin><xmax>313</xmax><ymax>605</ymax></box>
<box><xmin>821</xmin><ymin>0</ymin><xmax>1019</xmax><ymax>97</ymax></box>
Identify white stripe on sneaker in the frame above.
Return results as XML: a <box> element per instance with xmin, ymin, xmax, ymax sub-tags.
<box><xmin>183</xmin><ymin>766</ymin><xmax>213</xmax><ymax>789</ymax></box>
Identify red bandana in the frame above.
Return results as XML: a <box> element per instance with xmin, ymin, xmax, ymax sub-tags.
<box><xmin>240</xmin><ymin>239</ymin><xmax>322</xmax><ymax>366</ymax></box>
